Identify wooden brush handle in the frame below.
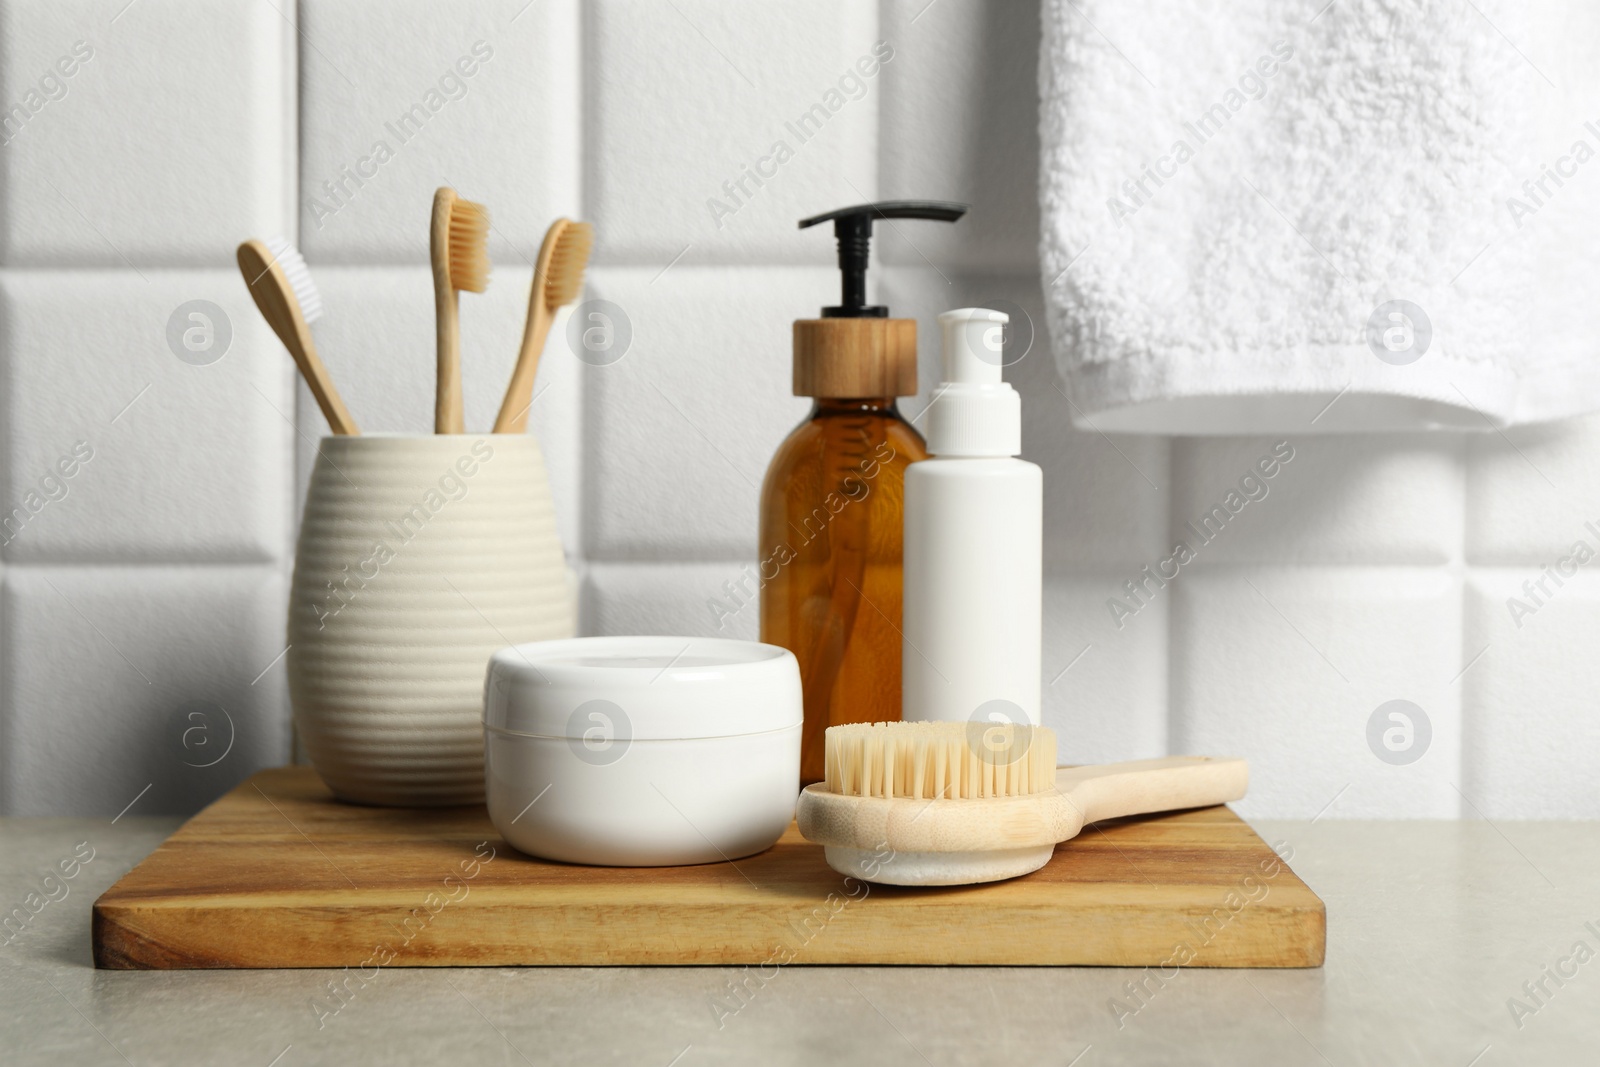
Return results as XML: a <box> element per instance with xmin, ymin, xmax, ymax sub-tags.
<box><xmin>495</xmin><ymin>218</ymin><xmax>576</xmax><ymax>434</ymax></box>
<box><xmin>433</xmin><ymin>285</ymin><xmax>462</xmax><ymax>433</ymax></box>
<box><xmin>431</xmin><ymin>188</ymin><xmax>464</xmax><ymax>434</ymax></box>
<box><xmin>493</xmin><ymin>300</ymin><xmax>551</xmax><ymax>433</ymax></box>
<box><xmin>1058</xmin><ymin>756</ymin><xmax>1249</xmax><ymax>827</ymax></box>
<box><xmin>236</xmin><ymin>241</ymin><xmax>359</xmax><ymax>435</ymax></box>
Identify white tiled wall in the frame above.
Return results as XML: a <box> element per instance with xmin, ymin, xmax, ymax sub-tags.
<box><xmin>2</xmin><ymin>0</ymin><xmax>1594</xmax><ymax>821</ymax></box>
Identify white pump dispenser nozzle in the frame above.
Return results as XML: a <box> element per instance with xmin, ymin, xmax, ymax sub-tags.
<box><xmin>926</xmin><ymin>307</ymin><xmax>1021</xmax><ymax>457</ymax></box>
<box><xmin>939</xmin><ymin>307</ymin><xmax>1006</xmax><ymax>385</ymax></box>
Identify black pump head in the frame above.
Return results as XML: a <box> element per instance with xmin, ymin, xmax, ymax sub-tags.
<box><xmin>799</xmin><ymin>200</ymin><xmax>967</xmax><ymax>318</ymax></box>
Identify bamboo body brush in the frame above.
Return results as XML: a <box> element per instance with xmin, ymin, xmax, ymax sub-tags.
<box><xmin>797</xmin><ymin>721</ymin><xmax>1248</xmax><ymax>886</ymax></box>
<box><xmin>236</xmin><ymin>237</ymin><xmax>359</xmax><ymax>435</ymax></box>
<box><xmin>493</xmin><ymin>218</ymin><xmax>592</xmax><ymax>433</ymax></box>
<box><xmin>430</xmin><ymin>187</ymin><xmax>490</xmax><ymax>434</ymax></box>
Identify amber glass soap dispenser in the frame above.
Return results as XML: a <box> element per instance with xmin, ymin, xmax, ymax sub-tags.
<box><xmin>760</xmin><ymin>200</ymin><xmax>967</xmax><ymax>784</ymax></box>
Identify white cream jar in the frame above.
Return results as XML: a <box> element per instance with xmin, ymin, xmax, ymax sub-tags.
<box><xmin>483</xmin><ymin>636</ymin><xmax>802</xmax><ymax>866</ymax></box>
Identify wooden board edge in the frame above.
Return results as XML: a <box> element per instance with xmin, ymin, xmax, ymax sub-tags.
<box><xmin>91</xmin><ymin>898</ymin><xmax>1327</xmax><ymax>970</ymax></box>
<box><xmin>93</xmin><ymin>904</ymin><xmax>187</xmax><ymax>970</ymax></box>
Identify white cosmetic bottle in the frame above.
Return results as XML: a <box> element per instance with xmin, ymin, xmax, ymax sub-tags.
<box><xmin>902</xmin><ymin>308</ymin><xmax>1042</xmax><ymax>726</ymax></box>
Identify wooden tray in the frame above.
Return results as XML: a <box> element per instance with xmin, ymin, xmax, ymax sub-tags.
<box><xmin>94</xmin><ymin>766</ymin><xmax>1325</xmax><ymax>968</ymax></box>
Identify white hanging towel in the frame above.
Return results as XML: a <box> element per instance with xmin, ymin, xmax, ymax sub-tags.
<box><xmin>1038</xmin><ymin>0</ymin><xmax>1600</xmax><ymax>433</ymax></box>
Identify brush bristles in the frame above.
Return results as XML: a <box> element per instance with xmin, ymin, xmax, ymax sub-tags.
<box><xmin>823</xmin><ymin>721</ymin><xmax>1057</xmax><ymax>800</ymax></box>
<box><xmin>543</xmin><ymin>221</ymin><xmax>592</xmax><ymax>308</ymax></box>
<box><xmin>448</xmin><ymin>198</ymin><xmax>491</xmax><ymax>293</ymax></box>
<box><xmin>264</xmin><ymin>235</ymin><xmax>322</xmax><ymax>324</ymax></box>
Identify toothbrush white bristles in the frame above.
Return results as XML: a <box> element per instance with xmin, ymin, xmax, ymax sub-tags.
<box><xmin>263</xmin><ymin>236</ymin><xmax>322</xmax><ymax>324</ymax></box>
<box><xmin>823</xmin><ymin>721</ymin><xmax>1057</xmax><ymax>800</ymax></box>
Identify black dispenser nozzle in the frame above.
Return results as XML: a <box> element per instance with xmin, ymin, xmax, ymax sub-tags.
<box><xmin>799</xmin><ymin>200</ymin><xmax>967</xmax><ymax>318</ymax></box>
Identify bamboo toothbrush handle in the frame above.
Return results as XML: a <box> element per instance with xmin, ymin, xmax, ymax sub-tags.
<box><xmin>433</xmin><ymin>282</ymin><xmax>463</xmax><ymax>433</ymax></box>
<box><xmin>493</xmin><ymin>301</ymin><xmax>551</xmax><ymax>433</ymax></box>
<box><xmin>431</xmin><ymin>191</ymin><xmax>464</xmax><ymax>434</ymax></box>
<box><xmin>236</xmin><ymin>241</ymin><xmax>359</xmax><ymax>435</ymax></box>
<box><xmin>1057</xmin><ymin>756</ymin><xmax>1249</xmax><ymax>828</ymax></box>
<box><xmin>293</xmin><ymin>331</ymin><xmax>360</xmax><ymax>437</ymax></box>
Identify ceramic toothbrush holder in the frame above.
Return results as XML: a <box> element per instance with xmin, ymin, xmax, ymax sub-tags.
<box><xmin>288</xmin><ymin>434</ymin><xmax>574</xmax><ymax>806</ymax></box>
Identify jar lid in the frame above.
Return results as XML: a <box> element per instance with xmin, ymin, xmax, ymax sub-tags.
<box><xmin>484</xmin><ymin>636</ymin><xmax>802</xmax><ymax>741</ymax></box>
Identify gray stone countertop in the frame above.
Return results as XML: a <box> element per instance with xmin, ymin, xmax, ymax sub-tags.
<box><xmin>2</xmin><ymin>816</ymin><xmax>1596</xmax><ymax>1065</ymax></box>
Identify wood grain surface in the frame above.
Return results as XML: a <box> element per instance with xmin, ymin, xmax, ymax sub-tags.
<box><xmin>93</xmin><ymin>767</ymin><xmax>1325</xmax><ymax>969</ymax></box>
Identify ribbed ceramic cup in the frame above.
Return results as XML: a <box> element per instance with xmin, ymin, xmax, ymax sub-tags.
<box><xmin>288</xmin><ymin>435</ymin><xmax>574</xmax><ymax>806</ymax></box>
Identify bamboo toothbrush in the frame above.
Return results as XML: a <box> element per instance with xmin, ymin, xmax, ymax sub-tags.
<box><xmin>492</xmin><ymin>218</ymin><xmax>593</xmax><ymax>433</ymax></box>
<box><xmin>430</xmin><ymin>187</ymin><xmax>490</xmax><ymax>434</ymax></box>
<box><xmin>236</xmin><ymin>237</ymin><xmax>359</xmax><ymax>435</ymax></box>
<box><xmin>797</xmin><ymin>721</ymin><xmax>1248</xmax><ymax>886</ymax></box>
